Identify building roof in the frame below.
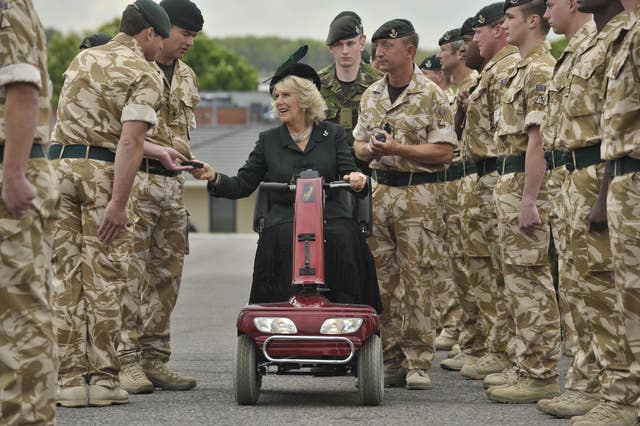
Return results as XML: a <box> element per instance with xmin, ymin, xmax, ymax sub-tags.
<box><xmin>187</xmin><ymin>123</ymin><xmax>274</xmax><ymax>180</ymax></box>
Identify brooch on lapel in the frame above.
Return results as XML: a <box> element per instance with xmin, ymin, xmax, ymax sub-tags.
<box><xmin>323</xmin><ymin>130</ymin><xmax>328</xmax><ymax>137</ymax></box>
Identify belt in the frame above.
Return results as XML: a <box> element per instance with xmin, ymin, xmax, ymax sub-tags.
<box><xmin>545</xmin><ymin>150</ymin><xmax>567</xmax><ymax>170</ymax></box>
<box><xmin>564</xmin><ymin>143</ymin><xmax>603</xmax><ymax>172</ymax></box>
<box><xmin>476</xmin><ymin>157</ymin><xmax>497</xmax><ymax>177</ymax></box>
<box><xmin>610</xmin><ymin>156</ymin><xmax>640</xmax><ymax>177</ymax></box>
<box><xmin>445</xmin><ymin>161</ymin><xmax>477</xmax><ymax>182</ymax></box>
<box><xmin>48</xmin><ymin>144</ymin><xmax>179</xmax><ymax>177</ymax></box>
<box><xmin>374</xmin><ymin>169</ymin><xmax>443</xmax><ymax>186</ymax></box>
<box><xmin>0</xmin><ymin>144</ymin><xmax>46</xmax><ymax>162</ymax></box>
<box><xmin>139</xmin><ymin>158</ymin><xmax>179</xmax><ymax>177</ymax></box>
<box><xmin>48</xmin><ymin>144</ymin><xmax>115</xmax><ymax>162</ymax></box>
<box><xmin>496</xmin><ymin>155</ymin><xmax>525</xmax><ymax>175</ymax></box>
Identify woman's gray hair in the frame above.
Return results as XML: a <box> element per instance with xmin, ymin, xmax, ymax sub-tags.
<box><xmin>272</xmin><ymin>75</ymin><xmax>327</xmax><ymax>125</ymax></box>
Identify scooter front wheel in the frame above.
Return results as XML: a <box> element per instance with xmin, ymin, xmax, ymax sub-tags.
<box><xmin>357</xmin><ymin>334</ymin><xmax>384</xmax><ymax>406</ymax></box>
<box><xmin>233</xmin><ymin>334</ymin><xmax>261</xmax><ymax>405</ymax></box>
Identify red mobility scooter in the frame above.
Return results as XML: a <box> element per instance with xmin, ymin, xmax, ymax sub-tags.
<box><xmin>232</xmin><ymin>170</ymin><xmax>383</xmax><ymax>406</ymax></box>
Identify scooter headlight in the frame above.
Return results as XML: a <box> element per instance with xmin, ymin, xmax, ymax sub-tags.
<box><xmin>320</xmin><ymin>318</ymin><xmax>364</xmax><ymax>335</ymax></box>
<box><xmin>253</xmin><ymin>317</ymin><xmax>298</xmax><ymax>334</ymax></box>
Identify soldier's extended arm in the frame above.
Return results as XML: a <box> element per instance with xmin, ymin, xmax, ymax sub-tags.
<box><xmin>588</xmin><ymin>160</ymin><xmax>611</xmax><ymax>232</ymax></box>
<box><xmin>98</xmin><ymin>121</ymin><xmax>148</xmax><ymax>243</ymax></box>
<box><xmin>2</xmin><ymin>82</ymin><xmax>38</xmax><ymax>215</ymax></box>
<box><xmin>519</xmin><ymin>125</ymin><xmax>546</xmax><ymax>232</ymax></box>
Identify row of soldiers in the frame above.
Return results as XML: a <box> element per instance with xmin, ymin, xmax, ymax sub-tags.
<box><xmin>322</xmin><ymin>1</ymin><xmax>640</xmax><ymax>425</ymax></box>
<box><xmin>1</xmin><ymin>0</ymin><xmax>207</xmax><ymax>424</ymax></box>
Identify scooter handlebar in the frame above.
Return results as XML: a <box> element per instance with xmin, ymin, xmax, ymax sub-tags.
<box><xmin>259</xmin><ymin>182</ymin><xmax>294</xmax><ymax>192</ymax></box>
<box><xmin>327</xmin><ymin>180</ymin><xmax>350</xmax><ymax>189</ymax></box>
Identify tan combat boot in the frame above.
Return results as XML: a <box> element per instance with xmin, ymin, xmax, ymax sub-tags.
<box><xmin>141</xmin><ymin>358</ymin><xmax>196</xmax><ymax>391</ymax></box>
<box><xmin>119</xmin><ymin>362</ymin><xmax>154</xmax><ymax>394</ymax></box>
<box><xmin>487</xmin><ymin>376</ymin><xmax>559</xmax><ymax>404</ymax></box>
<box><xmin>384</xmin><ymin>365</ymin><xmax>407</xmax><ymax>388</ymax></box>
<box><xmin>88</xmin><ymin>385</ymin><xmax>129</xmax><ymax>406</ymax></box>
<box><xmin>569</xmin><ymin>401</ymin><xmax>638</xmax><ymax>426</ymax></box>
<box><xmin>536</xmin><ymin>390</ymin><xmax>599</xmax><ymax>418</ymax></box>
<box><xmin>461</xmin><ymin>352</ymin><xmax>511</xmax><ymax>380</ymax></box>
<box><xmin>440</xmin><ymin>353</ymin><xmax>479</xmax><ymax>371</ymax></box>
<box><xmin>435</xmin><ymin>333</ymin><xmax>458</xmax><ymax>351</ymax></box>
<box><xmin>405</xmin><ymin>369</ymin><xmax>432</xmax><ymax>390</ymax></box>
<box><xmin>483</xmin><ymin>364</ymin><xmax>518</xmax><ymax>388</ymax></box>
<box><xmin>56</xmin><ymin>385</ymin><xmax>87</xmax><ymax>408</ymax></box>
<box><xmin>447</xmin><ymin>344</ymin><xmax>461</xmax><ymax>358</ymax></box>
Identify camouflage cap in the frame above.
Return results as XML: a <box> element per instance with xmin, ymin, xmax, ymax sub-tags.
<box><xmin>326</xmin><ymin>14</ymin><xmax>363</xmax><ymax>45</ymax></box>
<box><xmin>79</xmin><ymin>33</ymin><xmax>112</xmax><ymax>50</ymax></box>
<box><xmin>460</xmin><ymin>17</ymin><xmax>475</xmax><ymax>36</ymax></box>
<box><xmin>474</xmin><ymin>2</ymin><xmax>505</xmax><ymax>28</ymax></box>
<box><xmin>132</xmin><ymin>0</ymin><xmax>171</xmax><ymax>38</ymax></box>
<box><xmin>438</xmin><ymin>28</ymin><xmax>462</xmax><ymax>46</ymax></box>
<box><xmin>371</xmin><ymin>19</ymin><xmax>415</xmax><ymax>43</ymax></box>
<box><xmin>159</xmin><ymin>0</ymin><xmax>204</xmax><ymax>32</ymax></box>
<box><xmin>419</xmin><ymin>55</ymin><xmax>443</xmax><ymax>71</ymax></box>
<box><xmin>504</xmin><ymin>0</ymin><xmax>535</xmax><ymax>12</ymax></box>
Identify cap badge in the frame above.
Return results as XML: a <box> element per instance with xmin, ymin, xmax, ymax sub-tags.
<box><xmin>444</xmin><ymin>32</ymin><xmax>451</xmax><ymax>41</ymax></box>
<box><xmin>510</xmin><ymin>0</ymin><xmax>518</xmax><ymax>4</ymax></box>
<box><xmin>477</xmin><ymin>14</ymin><xmax>486</xmax><ymax>24</ymax></box>
<box><xmin>426</xmin><ymin>60</ymin><xmax>432</xmax><ymax>68</ymax></box>
<box><xmin>389</xmin><ymin>28</ymin><xmax>398</xmax><ymax>38</ymax></box>
<box><xmin>355</xmin><ymin>25</ymin><xmax>361</xmax><ymax>34</ymax></box>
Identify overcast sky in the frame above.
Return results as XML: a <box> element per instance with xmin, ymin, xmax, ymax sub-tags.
<box><xmin>32</xmin><ymin>0</ymin><xmax>556</xmax><ymax>51</ymax></box>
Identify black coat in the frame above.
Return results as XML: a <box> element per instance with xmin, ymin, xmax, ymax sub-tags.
<box><xmin>208</xmin><ymin>121</ymin><xmax>361</xmax><ymax>228</ymax></box>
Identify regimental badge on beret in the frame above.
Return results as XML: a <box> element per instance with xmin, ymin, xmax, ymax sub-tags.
<box><xmin>426</xmin><ymin>60</ymin><xmax>432</xmax><ymax>68</ymax></box>
<box><xmin>389</xmin><ymin>28</ymin><xmax>398</xmax><ymax>38</ymax></box>
<box><xmin>477</xmin><ymin>14</ymin><xmax>486</xmax><ymax>25</ymax></box>
<box><xmin>510</xmin><ymin>0</ymin><xmax>518</xmax><ymax>4</ymax></box>
<box><xmin>444</xmin><ymin>32</ymin><xmax>452</xmax><ymax>41</ymax></box>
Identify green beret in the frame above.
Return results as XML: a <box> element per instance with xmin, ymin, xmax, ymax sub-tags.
<box><xmin>504</xmin><ymin>0</ymin><xmax>535</xmax><ymax>12</ymax></box>
<box><xmin>160</xmin><ymin>0</ymin><xmax>204</xmax><ymax>32</ymax></box>
<box><xmin>371</xmin><ymin>19</ymin><xmax>415</xmax><ymax>43</ymax></box>
<box><xmin>132</xmin><ymin>0</ymin><xmax>171</xmax><ymax>38</ymax></box>
<box><xmin>474</xmin><ymin>2</ymin><xmax>505</xmax><ymax>28</ymax></box>
<box><xmin>419</xmin><ymin>55</ymin><xmax>442</xmax><ymax>71</ymax></box>
<box><xmin>326</xmin><ymin>15</ymin><xmax>363</xmax><ymax>45</ymax></box>
<box><xmin>438</xmin><ymin>28</ymin><xmax>462</xmax><ymax>46</ymax></box>
<box><xmin>79</xmin><ymin>33</ymin><xmax>112</xmax><ymax>50</ymax></box>
<box><xmin>267</xmin><ymin>45</ymin><xmax>321</xmax><ymax>93</ymax></box>
<box><xmin>331</xmin><ymin>11</ymin><xmax>361</xmax><ymax>26</ymax></box>
<box><xmin>460</xmin><ymin>17</ymin><xmax>474</xmax><ymax>36</ymax></box>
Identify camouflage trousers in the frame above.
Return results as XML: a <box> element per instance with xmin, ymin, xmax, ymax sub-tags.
<box><xmin>0</xmin><ymin>160</ymin><xmax>58</xmax><ymax>425</ymax></box>
<box><xmin>454</xmin><ymin>174</ymin><xmax>487</xmax><ymax>356</ymax></box>
<box><xmin>604</xmin><ymin>171</ymin><xmax>640</xmax><ymax>404</ymax></box>
<box><xmin>51</xmin><ymin>158</ymin><xmax>135</xmax><ymax>388</ymax></box>
<box><xmin>432</xmin><ymin>180</ymin><xmax>463</xmax><ymax>341</ymax></box>
<box><xmin>495</xmin><ymin>172</ymin><xmax>560</xmax><ymax>379</ymax></box>
<box><xmin>369</xmin><ymin>182</ymin><xmax>442</xmax><ymax>371</ymax></box>
<box><xmin>549</xmin><ymin>166</ymin><xmax>596</xmax><ymax>392</ymax></box>
<box><xmin>120</xmin><ymin>173</ymin><xmax>188</xmax><ymax>364</ymax></box>
<box><xmin>464</xmin><ymin>171</ymin><xmax>510</xmax><ymax>356</ymax></box>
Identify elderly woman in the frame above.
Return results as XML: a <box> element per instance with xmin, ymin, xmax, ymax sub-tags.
<box><xmin>193</xmin><ymin>51</ymin><xmax>381</xmax><ymax>312</ymax></box>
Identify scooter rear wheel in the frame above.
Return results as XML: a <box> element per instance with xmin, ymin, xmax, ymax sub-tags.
<box><xmin>357</xmin><ymin>334</ymin><xmax>384</xmax><ymax>406</ymax></box>
<box><xmin>233</xmin><ymin>334</ymin><xmax>260</xmax><ymax>405</ymax></box>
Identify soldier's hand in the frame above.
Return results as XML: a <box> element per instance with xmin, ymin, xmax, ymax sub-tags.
<box><xmin>588</xmin><ymin>198</ymin><xmax>608</xmax><ymax>232</ymax></box>
<box><xmin>456</xmin><ymin>90</ymin><xmax>470</xmax><ymax>113</ymax></box>
<box><xmin>519</xmin><ymin>202</ymin><xmax>542</xmax><ymax>233</ymax></box>
<box><xmin>369</xmin><ymin>131</ymin><xmax>397</xmax><ymax>157</ymax></box>
<box><xmin>98</xmin><ymin>201</ymin><xmax>128</xmax><ymax>243</ymax></box>
<box><xmin>157</xmin><ymin>147</ymin><xmax>192</xmax><ymax>172</ymax></box>
<box><xmin>2</xmin><ymin>173</ymin><xmax>35</xmax><ymax>216</ymax></box>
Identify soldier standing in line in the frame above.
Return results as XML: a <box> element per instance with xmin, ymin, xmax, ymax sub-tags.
<box><xmin>599</xmin><ymin>0</ymin><xmax>640</xmax><ymax>424</ymax></box>
<box><xmin>49</xmin><ymin>0</ymin><xmax>180</xmax><ymax>407</ymax></box>
<box><xmin>535</xmin><ymin>0</ymin><xmax>599</xmax><ymax>418</ymax></box>
<box><xmin>419</xmin><ymin>55</ymin><xmax>455</xmax><ymax>105</ymax></box>
<box><xmin>485</xmin><ymin>0</ymin><xmax>561</xmax><ymax>404</ymax></box>
<box><xmin>319</xmin><ymin>11</ymin><xmax>381</xmax><ymax>175</ymax></box>
<box><xmin>548</xmin><ymin>0</ymin><xmax>640</xmax><ymax>424</ymax></box>
<box><xmin>119</xmin><ymin>0</ymin><xmax>203</xmax><ymax>394</ymax></box>
<box><xmin>462</xmin><ymin>2</ymin><xmax>520</xmax><ymax>387</ymax></box>
<box><xmin>0</xmin><ymin>1</ymin><xmax>59</xmax><ymax>424</ymax></box>
<box><xmin>434</xmin><ymin>27</ymin><xmax>480</xmax><ymax>365</ymax></box>
<box><xmin>353</xmin><ymin>19</ymin><xmax>457</xmax><ymax>390</ymax></box>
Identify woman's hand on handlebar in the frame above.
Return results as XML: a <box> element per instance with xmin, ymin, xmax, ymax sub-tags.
<box><xmin>343</xmin><ymin>171</ymin><xmax>367</xmax><ymax>192</ymax></box>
